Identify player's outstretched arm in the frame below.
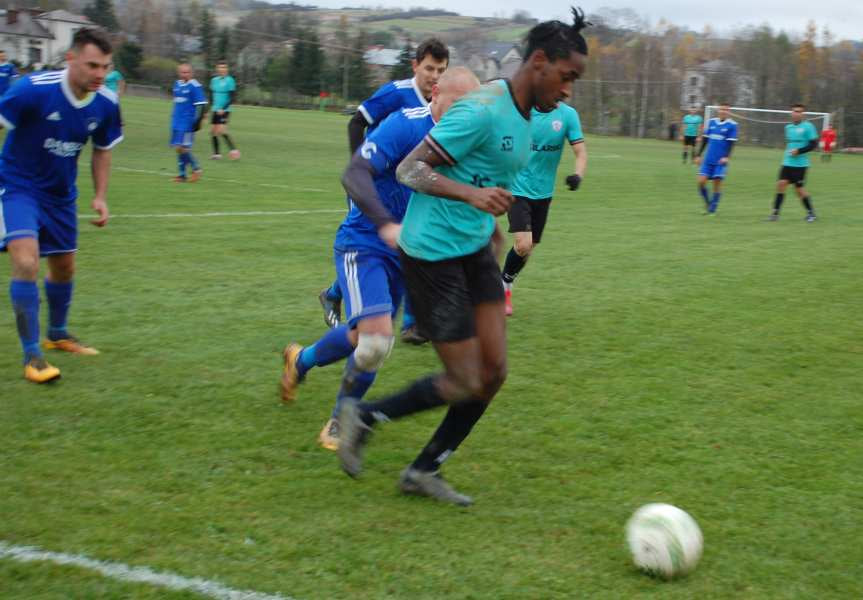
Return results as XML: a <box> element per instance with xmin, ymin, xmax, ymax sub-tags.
<box><xmin>396</xmin><ymin>140</ymin><xmax>512</xmax><ymax>216</ymax></box>
<box><xmin>567</xmin><ymin>141</ymin><xmax>587</xmax><ymax>190</ymax></box>
<box><xmin>90</xmin><ymin>148</ymin><xmax>112</xmax><ymax>227</ymax></box>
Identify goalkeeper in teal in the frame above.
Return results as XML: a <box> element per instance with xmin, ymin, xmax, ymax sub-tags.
<box><xmin>335</xmin><ymin>8</ymin><xmax>591</xmax><ymax>506</ymax></box>
<box><xmin>768</xmin><ymin>103</ymin><xmax>819</xmax><ymax>222</ymax></box>
<box><xmin>681</xmin><ymin>107</ymin><xmax>703</xmax><ymax>164</ymax></box>
<box><xmin>209</xmin><ymin>60</ymin><xmax>240</xmax><ymax>160</ymax></box>
<box><xmin>501</xmin><ymin>101</ymin><xmax>586</xmax><ymax>316</ymax></box>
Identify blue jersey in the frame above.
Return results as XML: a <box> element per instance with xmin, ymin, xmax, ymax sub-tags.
<box><xmin>702</xmin><ymin>118</ymin><xmax>738</xmax><ymax>165</ymax></box>
<box><xmin>357</xmin><ymin>77</ymin><xmax>428</xmax><ymax>136</ymax></box>
<box><xmin>0</xmin><ymin>69</ymin><xmax>123</xmax><ymax>202</ymax></box>
<box><xmin>0</xmin><ymin>62</ymin><xmax>17</xmax><ymax>95</ymax></box>
<box><xmin>171</xmin><ymin>79</ymin><xmax>207</xmax><ymax>132</ymax></box>
<box><xmin>335</xmin><ymin>106</ymin><xmax>435</xmax><ymax>257</ymax></box>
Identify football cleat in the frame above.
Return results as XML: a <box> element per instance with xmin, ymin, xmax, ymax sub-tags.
<box><xmin>504</xmin><ymin>289</ymin><xmax>513</xmax><ymax>317</ymax></box>
<box><xmin>398</xmin><ymin>468</ymin><xmax>473</xmax><ymax>506</ymax></box>
<box><xmin>43</xmin><ymin>335</ymin><xmax>99</xmax><ymax>355</ymax></box>
<box><xmin>210</xmin><ymin>153</ymin><xmax>223</xmax><ymax>160</ymax></box>
<box><xmin>805</xmin><ymin>214</ymin><xmax>817</xmax><ymax>223</ymax></box>
<box><xmin>228</xmin><ymin>149</ymin><xmax>241</xmax><ymax>160</ymax></box>
<box><xmin>318</xmin><ymin>418</ymin><xmax>340</xmax><ymax>451</ymax></box>
<box><xmin>24</xmin><ymin>357</ymin><xmax>61</xmax><ymax>383</ymax></box>
<box><xmin>172</xmin><ymin>176</ymin><xmax>187</xmax><ymax>183</ymax></box>
<box><xmin>400</xmin><ymin>325</ymin><xmax>428</xmax><ymax>345</ymax></box>
<box><xmin>279</xmin><ymin>343</ymin><xmax>303</xmax><ymax>404</ymax></box>
<box><xmin>318</xmin><ymin>289</ymin><xmax>341</xmax><ymax>329</ymax></box>
<box><xmin>188</xmin><ymin>170</ymin><xmax>202</xmax><ymax>183</ymax></box>
<box><xmin>765</xmin><ymin>214</ymin><xmax>779</xmax><ymax>222</ymax></box>
<box><xmin>337</xmin><ymin>398</ymin><xmax>372</xmax><ymax>478</ymax></box>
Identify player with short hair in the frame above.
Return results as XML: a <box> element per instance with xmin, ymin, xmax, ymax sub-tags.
<box><xmin>0</xmin><ymin>28</ymin><xmax>123</xmax><ymax>383</ymax></box>
<box><xmin>681</xmin><ymin>107</ymin><xmax>703</xmax><ymax>164</ymax></box>
<box><xmin>319</xmin><ymin>38</ymin><xmax>449</xmax><ymax>343</ymax></box>
<box><xmin>694</xmin><ymin>102</ymin><xmax>737</xmax><ymax>215</ymax></box>
<box><xmin>0</xmin><ymin>51</ymin><xmax>18</xmax><ymax>96</ymax></box>
<box><xmin>335</xmin><ymin>8</ymin><xmax>591</xmax><ymax>506</ymax></box>
<box><xmin>209</xmin><ymin>60</ymin><xmax>240</xmax><ymax>160</ymax></box>
<box><xmin>819</xmin><ymin>123</ymin><xmax>835</xmax><ymax>162</ymax></box>
<box><xmin>768</xmin><ymin>103</ymin><xmax>819</xmax><ymax>222</ymax></box>
<box><xmin>170</xmin><ymin>63</ymin><xmax>207</xmax><ymax>183</ymax></box>
<box><xmin>280</xmin><ymin>68</ymin><xmax>480</xmax><ymax>451</ymax></box>
<box><xmin>501</xmin><ymin>100</ymin><xmax>587</xmax><ymax>316</ymax></box>
<box><xmin>104</xmin><ymin>67</ymin><xmax>125</xmax><ymax>95</ymax></box>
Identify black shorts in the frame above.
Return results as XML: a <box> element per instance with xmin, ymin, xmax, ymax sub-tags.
<box><xmin>779</xmin><ymin>166</ymin><xmax>807</xmax><ymax>187</ymax></box>
<box><xmin>683</xmin><ymin>135</ymin><xmax>697</xmax><ymax>146</ymax></box>
<box><xmin>507</xmin><ymin>196</ymin><xmax>552</xmax><ymax>244</ymax></box>
<box><xmin>399</xmin><ymin>244</ymin><xmax>504</xmax><ymax>343</ymax></box>
<box><xmin>211</xmin><ymin>111</ymin><xmax>230</xmax><ymax>125</ymax></box>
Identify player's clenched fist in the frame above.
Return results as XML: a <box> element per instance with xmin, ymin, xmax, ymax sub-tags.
<box><xmin>469</xmin><ymin>187</ymin><xmax>513</xmax><ymax>216</ymax></box>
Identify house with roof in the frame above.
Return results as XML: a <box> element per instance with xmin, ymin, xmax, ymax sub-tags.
<box><xmin>460</xmin><ymin>42</ymin><xmax>521</xmax><ymax>83</ymax></box>
<box><xmin>0</xmin><ymin>8</ymin><xmax>91</xmax><ymax>67</ymax></box>
<box><xmin>681</xmin><ymin>59</ymin><xmax>755</xmax><ymax>109</ymax></box>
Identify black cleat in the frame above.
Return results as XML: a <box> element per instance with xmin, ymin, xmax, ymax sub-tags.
<box><xmin>398</xmin><ymin>468</ymin><xmax>473</xmax><ymax>506</ymax></box>
<box><xmin>318</xmin><ymin>289</ymin><xmax>341</xmax><ymax>329</ymax></box>
<box><xmin>337</xmin><ymin>398</ymin><xmax>372</xmax><ymax>478</ymax></box>
<box><xmin>765</xmin><ymin>214</ymin><xmax>780</xmax><ymax>222</ymax></box>
<box><xmin>400</xmin><ymin>325</ymin><xmax>428</xmax><ymax>345</ymax></box>
<box><xmin>805</xmin><ymin>214</ymin><xmax>817</xmax><ymax>223</ymax></box>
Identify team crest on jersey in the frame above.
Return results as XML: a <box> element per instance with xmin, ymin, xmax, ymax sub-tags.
<box><xmin>86</xmin><ymin>117</ymin><xmax>100</xmax><ymax>132</ymax></box>
<box><xmin>360</xmin><ymin>140</ymin><xmax>377</xmax><ymax>159</ymax></box>
<box><xmin>500</xmin><ymin>136</ymin><xmax>513</xmax><ymax>152</ymax></box>
<box><xmin>552</xmin><ymin>120</ymin><xmax>563</xmax><ymax>132</ymax></box>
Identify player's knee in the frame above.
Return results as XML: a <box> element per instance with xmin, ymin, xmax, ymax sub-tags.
<box><xmin>11</xmin><ymin>253</ymin><xmax>39</xmax><ymax>280</ymax></box>
<box><xmin>514</xmin><ymin>238</ymin><xmax>533</xmax><ymax>257</ymax></box>
<box><xmin>352</xmin><ymin>333</ymin><xmax>394</xmax><ymax>372</ymax></box>
<box><xmin>479</xmin><ymin>361</ymin><xmax>507</xmax><ymax>400</ymax></box>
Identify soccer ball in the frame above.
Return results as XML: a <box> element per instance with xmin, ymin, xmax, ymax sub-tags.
<box><xmin>626</xmin><ymin>503</ymin><xmax>703</xmax><ymax>578</ymax></box>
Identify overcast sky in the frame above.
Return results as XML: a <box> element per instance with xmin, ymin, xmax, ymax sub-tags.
<box><xmin>293</xmin><ymin>1</ymin><xmax>863</xmax><ymax>42</ymax></box>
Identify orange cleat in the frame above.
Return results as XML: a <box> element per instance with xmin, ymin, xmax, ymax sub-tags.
<box><xmin>43</xmin><ymin>335</ymin><xmax>100</xmax><ymax>355</ymax></box>
<box><xmin>24</xmin><ymin>357</ymin><xmax>61</xmax><ymax>383</ymax></box>
<box><xmin>280</xmin><ymin>343</ymin><xmax>303</xmax><ymax>404</ymax></box>
<box><xmin>172</xmin><ymin>176</ymin><xmax>187</xmax><ymax>183</ymax></box>
<box><xmin>188</xmin><ymin>169</ymin><xmax>202</xmax><ymax>183</ymax></box>
<box><xmin>504</xmin><ymin>289</ymin><xmax>513</xmax><ymax>317</ymax></box>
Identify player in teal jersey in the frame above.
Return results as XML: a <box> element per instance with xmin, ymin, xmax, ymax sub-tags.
<box><xmin>336</xmin><ymin>8</ymin><xmax>591</xmax><ymax>506</ymax></box>
<box><xmin>104</xmin><ymin>68</ymin><xmax>125</xmax><ymax>95</ymax></box>
<box><xmin>209</xmin><ymin>60</ymin><xmax>240</xmax><ymax>160</ymax></box>
<box><xmin>768</xmin><ymin>103</ymin><xmax>819</xmax><ymax>222</ymax></box>
<box><xmin>501</xmin><ymin>101</ymin><xmax>586</xmax><ymax>316</ymax></box>
<box><xmin>681</xmin><ymin>107</ymin><xmax>703</xmax><ymax>164</ymax></box>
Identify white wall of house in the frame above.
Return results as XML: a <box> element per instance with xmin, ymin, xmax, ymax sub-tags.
<box><xmin>0</xmin><ymin>34</ymin><xmax>48</xmax><ymax>65</ymax></box>
<box><xmin>39</xmin><ymin>19</ymin><xmax>86</xmax><ymax>66</ymax></box>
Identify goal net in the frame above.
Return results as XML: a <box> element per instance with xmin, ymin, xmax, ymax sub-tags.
<box><xmin>704</xmin><ymin>106</ymin><xmax>831</xmax><ymax>148</ymax></box>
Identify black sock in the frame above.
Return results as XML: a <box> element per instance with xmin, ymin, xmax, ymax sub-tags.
<box><xmin>411</xmin><ymin>400</ymin><xmax>489</xmax><ymax>472</ymax></box>
<box><xmin>359</xmin><ymin>375</ymin><xmax>445</xmax><ymax>425</ymax></box>
<box><xmin>222</xmin><ymin>134</ymin><xmax>235</xmax><ymax>150</ymax></box>
<box><xmin>773</xmin><ymin>193</ymin><xmax>784</xmax><ymax>213</ymax></box>
<box><xmin>802</xmin><ymin>196</ymin><xmax>814</xmax><ymax>213</ymax></box>
<box><xmin>502</xmin><ymin>248</ymin><xmax>527</xmax><ymax>284</ymax></box>
<box><xmin>682</xmin><ymin>151</ymin><xmax>687</xmax><ymax>162</ymax></box>
<box><xmin>212</xmin><ymin>136</ymin><xmax>220</xmax><ymax>154</ymax></box>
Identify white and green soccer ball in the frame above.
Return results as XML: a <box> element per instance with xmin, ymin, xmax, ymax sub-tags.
<box><xmin>626</xmin><ymin>503</ymin><xmax>703</xmax><ymax>578</ymax></box>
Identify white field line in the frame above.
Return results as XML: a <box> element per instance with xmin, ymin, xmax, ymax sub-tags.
<box><xmin>114</xmin><ymin>166</ymin><xmax>329</xmax><ymax>193</ymax></box>
<box><xmin>77</xmin><ymin>209</ymin><xmax>345</xmax><ymax>220</ymax></box>
<box><xmin>0</xmin><ymin>541</ymin><xmax>293</xmax><ymax>600</ymax></box>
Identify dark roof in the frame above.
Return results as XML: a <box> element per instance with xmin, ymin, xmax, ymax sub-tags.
<box><xmin>0</xmin><ymin>10</ymin><xmax>53</xmax><ymax>39</ymax></box>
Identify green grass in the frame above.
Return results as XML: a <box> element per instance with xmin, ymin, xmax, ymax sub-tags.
<box><xmin>1</xmin><ymin>95</ymin><xmax>862</xmax><ymax>599</ymax></box>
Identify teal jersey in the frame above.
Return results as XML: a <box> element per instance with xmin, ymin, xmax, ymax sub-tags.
<box><xmin>783</xmin><ymin>121</ymin><xmax>818</xmax><ymax>167</ymax></box>
<box><xmin>511</xmin><ymin>103</ymin><xmax>583</xmax><ymax>200</ymax></box>
<box><xmin>682</xmin><ymin>114</ymin><xmax>703</xmax><ymax>137</ymax></box>
<box><xmin>104</xmin><ymin>70</ymin><xmax>124</xmax><ymax>93</ymax></box>
<box><xmin>210</xmin><ymin>75</ymin><xmax>236</xmax><ymax>112</ymax></box>
<box><xmin>399</xmin><ymin>79</ymin><xmax>531</xmax><ymax>261</ymax></box>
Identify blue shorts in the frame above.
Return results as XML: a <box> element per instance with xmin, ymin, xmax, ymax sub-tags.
<box><xmin>698</xmin><ymin>162</ymin><xmax>727</xmax><ymax>180</ymax></box>
<box><xmin>335</xmin><ymin>246</ymin><xmax>404</xmax><ymax>328</ymax></box>
<box><xmin>0</xmin><ymin>185</ymin><xmax>77</xmax><ymax>255</ymax></box>
<box><xmin>170</xmin><ymin>130</ymin><xmax>195</xmax><ymax>148</ymax></box>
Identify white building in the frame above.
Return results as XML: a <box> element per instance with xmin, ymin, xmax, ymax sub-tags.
<box><xmin>681</xmin><ymin>59</ymin><xmax>755</xmax><ymax>109</ymax></box>
<box><xmin>0</xmin><ymin>8</ymin><xmax>92</xmax><ymax>67</ymax></box>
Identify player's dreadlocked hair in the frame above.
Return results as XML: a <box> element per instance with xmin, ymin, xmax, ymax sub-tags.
<box><xmin>523</xmin><ymin>6</ymin><xmax>592</xmax><ymax>61</ymax></box>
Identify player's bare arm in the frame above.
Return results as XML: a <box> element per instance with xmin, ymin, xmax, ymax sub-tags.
<box><xmin>396</xmin><ymin>140</ymin><xmax>513</xmax><ymax>216</ymax></box>
<box><xmin>567</xmin><ymin>141</ymin><xmax>587</xmax><ymax>190</ymax></box>
<box><xmin>90</xmin><ymin>148</ymin><xmax>112</xmax><ymax>227</ymax></box>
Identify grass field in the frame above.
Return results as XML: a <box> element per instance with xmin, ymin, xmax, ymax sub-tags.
<box><xmin>1</xmin><ymin>95</ymin><xmax>862</xmax><ymax>599</ymax></box>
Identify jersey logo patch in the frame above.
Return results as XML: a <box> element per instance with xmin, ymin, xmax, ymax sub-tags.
<box><xmin>360</xmin><ymin>140</ymin><xmax>377</xmax><ymax>159</ymax></box>
<box><xmin>500</xmin><ymin>136</ymin><xmax>513</xmax><ymax>152</ymax></box>
<box><xmin>86</xmin><ymin>118</ymin><xmax>100</xmax><ymax>132</ymax></box>
<box><xmin>46</xmin><ymin>111</ymin><xmax>61</xmax><ymax>121</ymax></box>
<box><xmin>552</xmin><ymin>120</ymin><xmax>563</xmax><ymax>132</ymax></box>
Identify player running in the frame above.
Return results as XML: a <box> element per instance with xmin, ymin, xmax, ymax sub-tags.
<box><xmin>694</xmin><ymin>102</ymin><xmax>737</xmax><ymax>215</ymax></box>
<box><xmin>104</xmin><ymin>67</ymin><xmax>125</xmax><ymax>96</ymax></box>
<box><xmin>819</xmin><ymin>123</ymin><xmax>835</xmax><ymax>162</ymax></box>
<box><xmin>0</xmin><ymin>28</ymin><xmax>123</xmax><ymax>383</ymax></box>
<box><xmin>319</xmin><ymin>38</ymin><xmax>449</xmax><ymax>344</ymax></box>
<box><xmin>280</xmin><ymin>68</ymin><xmax>480</xmax><ymax>451</ymax></box>
<box><xmin>0</xmin><ymin>51</ymin><xmax>19</xmax><ymax>96</ymax></box>
<box><xmin>681</xmin><ymin>107</ymin><xmax>703</xmax><ymax>164</ymax></box>
<box><xmin>768</xmin><ymin>103</ymin><xmax>819</xmax><ymax>222</ymax></box>
<box><xmin>335</xmin><ymin>9</ymin><xmax>591</xmax><ymax>506</ymax></box>
<box><xmin>501</xmin><ymin>100</ymin><xmax>587</xmax><ymax>316</ymax></box>
<box><xmin>209</xmin><ymin>60</ymin><xmax>240</xmax><ymax>160</ymax></box>
<box><xmin>170</xmin><ymin>63</ymin><xmax>207</xmax><ymax>183</ymax></box>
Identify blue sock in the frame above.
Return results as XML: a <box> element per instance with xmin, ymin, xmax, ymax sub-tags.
<box><xmin>44</xmin><ymin>279</ymin><xmax>73</xmax><ymax>340</ymax></box>
<box><xmin>325</xmin><ymin>280</ymin><xmax>342</xmax><ymax>302</ymax></box>
<box><xmin>296</xmin><ymin>325</ymin><xmax>354</xmax><ymax>377</ymax></box>
<box><xmin>10</xmin><ymin>280</ymin><xmax>41</xmax><ymax>362</ymax></box>
<box><xmin>699</xmin><ymin>186</ymin><xmax>709</xmax><ymax>204</ymax></box>
<box><xmin>178</xmin><ymin>153</ymin><xmax>188</xmax><ymax>177</ymax></box>
<box><xmin>333</xmin><ymin>354</ymin><xmax>377</xmax><ymax>417</ymax></box>
<box><xmin>188</xmin><ymin>153</ymin><xmax>200</xmax><ymax>172</ymax></box>
<box><xmin>710</xmin><ymin>192</ymin><xmax>721</xmax><ymax>213</ymax></box>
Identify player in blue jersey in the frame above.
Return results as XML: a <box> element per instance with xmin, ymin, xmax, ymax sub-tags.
<box><xmin>0</xmin><ymin>51</ymin><xmax>18</xmax><ymax>96</ymax></box>
<box><xmin>0</xmin><ymin>29</ymin><xmax>123</xmax><ymax>383</ymax></box>
<box><xmin>279</xmin><ymin>68</ymin><xmax>480</xmax><ymax>451</ymax></box>
<box><xmin>681</xmin><ymin>107</ymin><xmax>703</xmax><ymax>164</ymax></box>
<box><xmin>768</xmin><ymin>103</ymin><xmax>819</xmax><ymax>222</ymax></box>
<box><xmin>209</xmin><ymin>60</ymin><xmax>240</xmax><ymax>160</ymax></box>
<box><xmin>170</xmin><ymin>63</ymin><xmax>207</xmax><ymax>183</ymax></box>
<box><xmin>501</xmin><ymin>101</ymin><xmax>587</xmax><ymax>316</ymax></box>
<box><xmin>319</xmin><ymin>38</ymin><xmax>449</xmax><ymax>344</ymax></box>
<box><xmin>695</xmin><ymin>102</ymin><xmax>738</xmax><ymax>215</ymax></box>
<box><xmin>335</xmin><ymin>9</ymin><xmax>591</xmax><ymax>506</ymax></box>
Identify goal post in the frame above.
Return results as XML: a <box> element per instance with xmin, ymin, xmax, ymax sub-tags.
<box><xmin>704</xmin><ymin>105</ymin><xmax>832</xmax><ymax>148</ymax></box>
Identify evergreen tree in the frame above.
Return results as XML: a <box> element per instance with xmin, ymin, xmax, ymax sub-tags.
<box><xmin>348</xmin><ymin>30</ymin><xmax>373</xmax><ymax>101</ymax></box>
<box><xmin>200</xmin><ymin>8</ymin><xmax>216</xmax><ymax>70</ymax></box>
<box><xmin>390</xmin><ymin>41</ymin><xmax>413</xmax><ymax>80</ymax></box>
<box><xmin>83</xmin><ymin>0</ymin><xmax>119</xmax><ymax>32</ymax></box>
<box><xmin>217</xmin><ymin>27</ymin><xmax>231</xmax><ymax>61</ymax></box>
<box><xmin>116</xmin><ymin>41</ymin><xmax>143</xmax><ymax>79</ymax></box>
<box><xmin>288</xmin><ymin>28</ymin><xmax>325</xmax><ymax>95</ymax></box>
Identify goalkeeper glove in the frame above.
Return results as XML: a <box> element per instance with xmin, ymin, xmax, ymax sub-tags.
<box><xmin>566</xmin><ymin>174</ymin><xmax>582</xmax><ymax>191</ymax></box>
